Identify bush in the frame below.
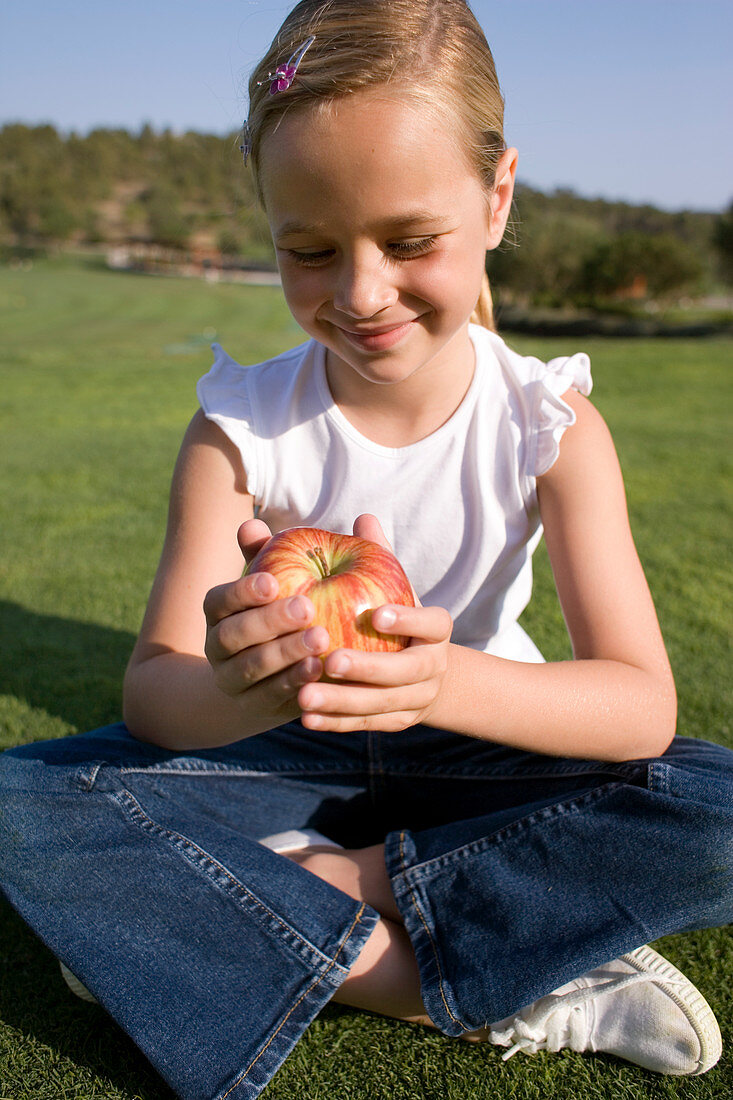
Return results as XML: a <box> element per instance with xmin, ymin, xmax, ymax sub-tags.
<box><xmin>142</xmin><ymin>186</ymin><xmax>190</xmax><ymax>249</ymax></box>
<box><xmin>573</xmin><ymin>232</ymin><xmax>703</xmax><ymax>305</ymax></box>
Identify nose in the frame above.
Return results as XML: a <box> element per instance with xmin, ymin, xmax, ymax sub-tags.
<box><xmin>332</xmin><ymin>249</ymin><xmax>399</xmax><ymax>319</ymax></box>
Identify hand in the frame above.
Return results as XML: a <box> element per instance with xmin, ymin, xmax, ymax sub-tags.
<box><xmin>203</xmin><ymin>519</ymin><xmax>330</xmax><ymax>725</ymax></box>
<box><xmin>297</xmin><ymin>514</ymin><xmax>453</xmax><ymax>733</ymax></box>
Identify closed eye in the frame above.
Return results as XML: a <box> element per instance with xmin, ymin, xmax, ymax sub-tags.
<box><xmin>387</xmin><ymin>236</ymin><xmax>437</xmax><ymax>260</ymax></box>
<box><xmin>283</xmin><ymin>236</ymin><xmax>438</xmax><ymax>268</ymax></box>
<box><xmin>282</xmin><ymin>248</ymin><xmax>335</xmax><ymax>268</ymax></box>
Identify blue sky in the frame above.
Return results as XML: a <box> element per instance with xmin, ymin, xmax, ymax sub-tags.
<box><xmin>1</xmin><ymin>1</ymin><xmax>731</xmax><ymax>211</ymax></box>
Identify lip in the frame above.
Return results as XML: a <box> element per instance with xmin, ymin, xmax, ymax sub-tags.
<box><xmin>334</xmin><ymin>320</ymin><xmax>414</xmax><ymax>352</ymax></box>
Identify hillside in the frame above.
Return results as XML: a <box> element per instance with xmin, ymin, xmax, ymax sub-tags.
<box><xmin>1</xmin><ymin>123</ymin><xmax>731</xmax><ymax>311</ymax></box>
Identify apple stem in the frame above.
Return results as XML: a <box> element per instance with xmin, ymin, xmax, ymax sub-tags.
<box><xmin>307</xmin><ymin>546</ymin><xmax>330</xmax><ymax>579</ymax></box>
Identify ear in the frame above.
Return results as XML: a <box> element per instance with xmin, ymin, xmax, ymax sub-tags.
<box><xmin>486</xmin><ymin>147</ymin><xmax>518</xmax><ymax>251</ymax></box>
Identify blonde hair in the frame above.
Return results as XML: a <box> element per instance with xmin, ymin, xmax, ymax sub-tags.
<box><xmin>246</xmin><ymin>0</ymin><xmax>506</xmax><ymax>330</ymax></box>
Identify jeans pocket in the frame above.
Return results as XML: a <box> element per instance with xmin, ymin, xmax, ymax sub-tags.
<box><xmin>648</xmin><ymin>759</ymin><xmax>733</xmax><ymax>809</ymax></box>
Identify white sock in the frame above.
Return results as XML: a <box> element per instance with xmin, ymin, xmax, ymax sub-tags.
<box><xmin>256</xmin><ymin>828</ymin><xmax>342</xmax><ymax>853</ymax></box>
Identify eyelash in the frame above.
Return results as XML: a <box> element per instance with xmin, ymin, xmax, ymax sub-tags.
<box><xmin>284</xmin><ymin>237</ymin><xmax>437</xmax><ymax>268</ymax></box>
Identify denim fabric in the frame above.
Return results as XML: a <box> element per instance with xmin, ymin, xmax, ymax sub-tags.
<box><xmin>0</xmin><ymin>723</ymin><xmax>731</xmax><ymax>1099</ymax></box>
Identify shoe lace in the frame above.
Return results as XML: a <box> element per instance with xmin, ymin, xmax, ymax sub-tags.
<box><xmin>489</xmin><ymin>970</ymin><xmax>691</xmax><ymax>1061</ymax></box>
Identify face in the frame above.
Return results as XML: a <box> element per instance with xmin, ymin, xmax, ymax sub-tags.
<box><xmin>259</xmin><ymin>92</ymin><xmax>515</xmax><ymax>402</ymax></box>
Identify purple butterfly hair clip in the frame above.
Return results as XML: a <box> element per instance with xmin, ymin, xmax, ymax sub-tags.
<box><xmin>242</xmin><ymin>35</ymin><xmax>315</xmax><ymax>165</ymax></box>
<box><xmin>267</xmin><ymin>35</ymin><xmax>315</xmax><ymax>95</ymax></box>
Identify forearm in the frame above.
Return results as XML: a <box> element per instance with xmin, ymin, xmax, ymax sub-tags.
<box><xmin>428</xmin><ymin>643</ymin><xmax>677</xmax><ymax>761</ymax></box>
<box><xmin>122</xmin><ymin>652</ymin><xmax>291</xmax><ymax>750</ymax></box>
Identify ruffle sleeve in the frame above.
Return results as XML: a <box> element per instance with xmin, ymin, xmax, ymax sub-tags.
<box><xmin>525</xmin><ymin>352</ymin><xmax>593</xmax><ymax>478</ymax></box>
<box><xmin>196</xmin><ymin>343</ymin><xmax>262</xmax><ymax>499</ymax></box>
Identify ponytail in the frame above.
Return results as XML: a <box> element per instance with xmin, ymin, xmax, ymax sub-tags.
<box><xmin>471</xmin><ymin>271</ymin><xmax>495</xmax><ymax>331</ymax></box>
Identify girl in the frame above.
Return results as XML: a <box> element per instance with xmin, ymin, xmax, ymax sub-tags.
<box><xmin>0</xmin><ymin>2</ymin><xmax>731</xmax><ymax>1097</ymax></box>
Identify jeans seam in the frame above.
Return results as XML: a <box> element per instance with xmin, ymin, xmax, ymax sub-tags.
<box><xmin>373</xmin><ymin>731</ymin><xmax>385</xmax><ymax>777</ymax></box>
<box><xmin>220</xmin><ymin>901</ymin><xmax>369</xmax><ymax>1099</ymax></box>
<box><xmin>647</xmin><ymin>762</ymin><xmax>669</xmax><ymax>794</ymax></box>
<box><xmin>398</xmin><ymin>830</ymin><xmax>466</xmax><ymax>1033</ymax></box>
<box><xmin>118</xmin><ymin>765</ymin><xmax>367</xmax><ymax>777</ymax></box>
<box><xmin>377</xmin><ymin>764</ymin><xmax>643</xmax><ymax>781</ymax></box>
<box><xmin>112</xmin><ymin>788</ymin><xmax>349</xmax><ymax>975</ymax></box>
<box><xmin>366</xmin><ymin>732</ymin><xmax>383</xmax><ymax>808</ymax></box>
<box><xmin>110</xmin><ymin>762</ymin><xmax>647</xmax><ymax>784</ymax></box>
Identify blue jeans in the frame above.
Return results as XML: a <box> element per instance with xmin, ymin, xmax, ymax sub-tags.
<box><xmin>0</xmin><ymin>723</ymin><xmax>731</xmax><ymax>1099</ymax></box>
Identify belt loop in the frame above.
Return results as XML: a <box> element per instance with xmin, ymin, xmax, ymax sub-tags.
<box><xmin>74</xmin><ymin>761</ymin><xmax>103</xmax><ymax>790</ymax></box>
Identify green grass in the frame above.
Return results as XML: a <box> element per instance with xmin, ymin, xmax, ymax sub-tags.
<box><xmin>0</xmin><ymin>255</ymin><xmax>731</xmax><ymax>1098</ymax></box>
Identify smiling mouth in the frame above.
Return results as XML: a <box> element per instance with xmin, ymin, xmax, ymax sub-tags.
<box><xmin>343</xmin><ymin>322</ymin><xmax>410</xmax><ymax>335</ymax></box>
<box><xmin>335</xmin><ymin>320</ymin><xmax>414</xmax><ymax>350</ymax></box>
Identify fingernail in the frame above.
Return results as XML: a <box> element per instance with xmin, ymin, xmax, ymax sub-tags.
<box><xmin>297</xmin><ymin>657</ymin><xmax>322</xmax><ymax>682</ymax></box>
<box><xmin>306</xmin><ymin>689</ymin><xmax>324</xmax><ymax>709</ymax></box>
<box><xmin>289</xmin><ymin>596</ymin><xmax>310</xmax><ymax>622</ymax></box>
<box><xmin>328</xmin><ymin>653</ymin><xmax>350</xmax><ymax>677</ymax></box>
<box><xmin>304</xmin><ymin>627</ymin><xmax>327</xmax><ymax>653</ymax></box>
<box><xmin>252</xmin><ymin>573</ymin><xmax>273</xmax><ymax>597</ymax></box>
<box><xmin>375</xmin><ymin>607</ymin><xmax>397</xmax><ymax>630</ymax></box>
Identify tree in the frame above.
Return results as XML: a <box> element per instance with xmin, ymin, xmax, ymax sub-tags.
<box><xmin>713</xmin><ymin>202</ymin><xmax>733</xmax><ymax>284</ymax></box>
<box><xmin>143</xmin><ymin>186</ymin><xmax>190</xmax><ymax>249</ymax></box>
<box><xmin>574</xmin><ymin>232</ymin><xmax>703</xmax><ymax>304</ymax></box>
<box><xmin>37</xmin><ymin>198</ymin><xmax>77</xmax><ymax>241</ymax></box>
<box><xmin>487</xmin><ymin>205</ymin><xmax>606</xmax><ymax>308</ymax></box>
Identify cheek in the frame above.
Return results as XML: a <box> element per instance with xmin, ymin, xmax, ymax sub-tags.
<box><xmin>278</xmin><ymin>265</ymin><xmax>324</xmax><ymax>316</ymax></box>
<box><xmin>413</xmin><ymin>247</ymin><xmax>486</xmax><ymax>306</ymax></box>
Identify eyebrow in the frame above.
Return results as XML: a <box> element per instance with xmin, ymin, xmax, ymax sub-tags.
<box><xmin>274</xmin><ymin>211</ymin><xmax>454</xmax><ymax>238</ymax></box>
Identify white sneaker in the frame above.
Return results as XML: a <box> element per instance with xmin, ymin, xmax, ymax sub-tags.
<box><xmin>487</xmin><ymin>944</ymin><xmax>721</xmax><ymax>1075</ymax></box>
<box><xmin>59</xmin><ymin>961</ymin><xmax>98</xmax><ymax>1004</ymax></box>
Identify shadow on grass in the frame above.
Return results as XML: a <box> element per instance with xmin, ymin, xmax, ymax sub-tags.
<box><xmin>0</xmin><ymin>600</ymin><xmax>135</xmax><ymax>739</ymax></box>
<box><xmin>0</xmin><ymin>600</ymin><xmax>171</xmax><ymax>1093</ymax></box>
<box><xmin>0</xmin><ymin>895</ymin><xmax>175</xmax><ymax>1098</ymax></box>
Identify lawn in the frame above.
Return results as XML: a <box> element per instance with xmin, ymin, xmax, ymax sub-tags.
<box><xmin>0</xmin><ymin>255</ymin><xmax>731</xmax><ymax>1099</ymax></box>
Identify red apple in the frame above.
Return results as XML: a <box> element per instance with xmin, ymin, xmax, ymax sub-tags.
<box><xmin>246</xmin><ymin>526</ymin><xmax>415</xmax><ymax>654</ymax></box>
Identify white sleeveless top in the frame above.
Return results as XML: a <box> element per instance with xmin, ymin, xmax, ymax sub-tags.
<box><xmin>197</xmin><ymin>324</ymin><xmax>592</xmax><ymax>663</ymax></box>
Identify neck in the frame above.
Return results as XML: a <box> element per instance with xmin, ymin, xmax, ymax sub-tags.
<box><xmin>325</xmin><ymin>327</ymin><xmax>476</xmax><ymax>448</ymax></box>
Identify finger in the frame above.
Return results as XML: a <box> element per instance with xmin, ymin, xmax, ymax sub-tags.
<box><xmin>353</xmin><ymin>513</ymin><xmax>393</xmax><ymax>551</ymax></box>
<box><xmin>277</xmin><ymin>655</ymin><xmax>327</xmax><ymax>696</ymax></box>
<box><xmin>322</xmin><ymin>642</ymin><xmax>442</xmax><ymax>687</ymax></box>
<box><xmin>371</xmin><ymin>603</ymin><xmax>452</xmax><ymax>644</ymax></box>
<box><xmin>238</xmin><ymin>518</ymin><xmax>273</xmax><ymax>566</ymax></box>
<box><xmin>299</xmin><ymin>708</ymin><xmax>418</xmax><ymax>735</ymax></box>
<box><xmin>352</xmin><ymin>516</ymin><xmax>424</xmax><ymax>606</ymax></box>
<box><xmin>298</xmin><ymin>677</ymin><xmax>434</xmax><ymax>719</ymax></box>
<box><xmin>203</xmin><ymin>571</ymin><xmax>280</xmax><ymax>629</ymax></box>
<box><xmin>225</xmin><ymin>654</ymin><xmax>325</xmax><ymax>721</ymax></box>
<box><xmin>207</xmin><ymin>592</ymin><xmax>317</xmax><ymax>662</ymax></box>
<box><xmin>216</xmin><ymin>624</ymin><xmax>329</xmax><ymax>694</ymax></box>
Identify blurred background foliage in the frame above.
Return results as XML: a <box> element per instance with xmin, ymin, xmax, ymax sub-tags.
<box><xmin>1</xmin><ymin>122</ymin><xmax>732</xmax><ymax>313</ymax></box>
<box><xmin>0</xmin><ymin>123</ymin><xmax>272</xmax><ymax>262</ymax></box>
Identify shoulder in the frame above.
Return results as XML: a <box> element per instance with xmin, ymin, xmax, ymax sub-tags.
<box><xmin>538</xmin><ymin>391</ymin><xmax>619</xmax><ymax>493</ymax></box>
<box><xmin>173</xmin><ymin>409</ymin><xmax>251</xmax><ymax>500</ymax></box>
<box><xmin>537</xmin><ymin>391</ymin><xmax>628</xmax><ymax>542</ymax></box>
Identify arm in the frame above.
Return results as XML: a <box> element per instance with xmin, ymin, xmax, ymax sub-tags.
<box><xmin>123</xmin><ymin>411</ymin><xmax>328</xmax><ymax>749</ymax></box>
<box><xmin>427</xmin><ymin>391</ymin><xmax>676</xmax><ymax>759</ymax></box>
<box><xmin>298</xmin><ymin>395</ymin><xmax>677</xmax><ymax>762</ymax></box>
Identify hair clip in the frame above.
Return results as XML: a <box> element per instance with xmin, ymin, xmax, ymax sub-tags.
<box><xmin>240</xmin><ymin>120</ymin><xmax>253</xmax><ymax>165</ymax></box>
<box><xmin>243</xmin><ymin>34</ymin><xmax>315</xmax><ymax>164</ymax></box>
<box><xmin>267</xmin><ymin>35</ymin><xmax>315</xmax><ymax>96</ymax></box>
